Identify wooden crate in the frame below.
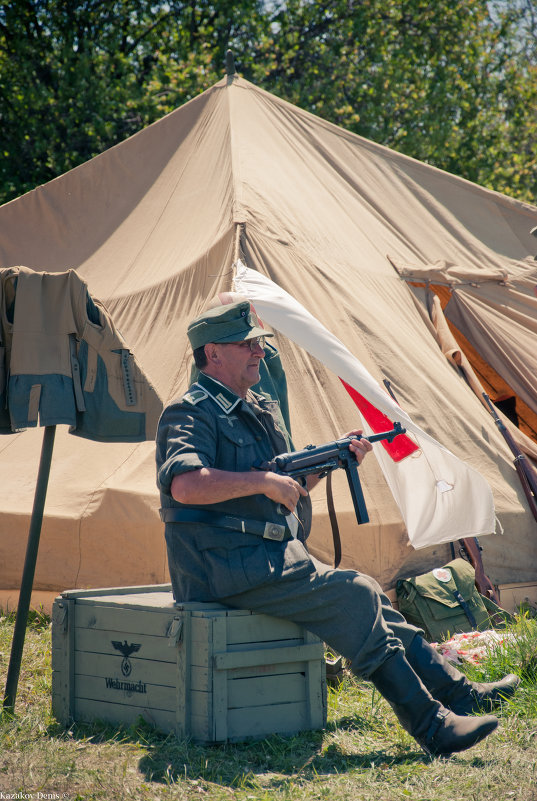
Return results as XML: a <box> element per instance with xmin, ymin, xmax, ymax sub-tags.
<box><xmin>498</xmin><ymin>581</ymin><xmax>537</xmax><ymax>613</ymax></box>
<box><xmin>51</xmin><ymin>584</ymin><xmax>327</xmax><ymax>742</ymax></box>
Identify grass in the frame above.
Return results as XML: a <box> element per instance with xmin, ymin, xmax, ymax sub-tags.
<box><xmin>1</xmin><ymin>610</ymin><xmax>537</xmax><ymax>801</ymax></box>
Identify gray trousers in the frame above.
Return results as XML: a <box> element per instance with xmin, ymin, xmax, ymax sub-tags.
<box><xmin>222</xmin><ymin>556</ymin><xmax>422</xmax><ymax>679</ymax></box>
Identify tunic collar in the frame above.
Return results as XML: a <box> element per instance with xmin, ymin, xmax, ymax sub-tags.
<box><xmin>196</xmin><ymin>372</ymin><xmax>242</xmax><ymax>414</ymax></box>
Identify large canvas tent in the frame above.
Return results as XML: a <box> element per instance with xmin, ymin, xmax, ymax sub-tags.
<box><xmin>1</xmin><ymin>71</ymin><xmax>537</xmax><ymax>611</ymax></box>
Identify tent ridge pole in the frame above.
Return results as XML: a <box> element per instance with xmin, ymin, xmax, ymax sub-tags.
<box><xmin>226</xmin><ymin>49</ymin><xmax>236</xmax><ymax>77</ymax></box>
<box><xmin>233</xmin><ymin>222</ymin><xmax>244</xmax><ymax>264</ymax></box>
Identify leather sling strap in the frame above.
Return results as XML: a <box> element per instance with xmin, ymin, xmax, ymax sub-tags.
<box><xmin>452</xmin><ymin>589</ymin><xmax>477</xmax><ymax>629</ymax></box>
<box><xmin>326</xmin><ymin>471</ymin><xmax>342</xmax><ymax>568</ymax></box>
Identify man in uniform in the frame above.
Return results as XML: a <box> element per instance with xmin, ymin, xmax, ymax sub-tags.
<box><xmin>156</xmin><ymin>299</ymin><xmax>519</xmax><ymax>757</ymax></box>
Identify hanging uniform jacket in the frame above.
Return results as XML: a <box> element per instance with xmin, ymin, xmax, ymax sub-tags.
<box><xmin>0</xmin><ymin>277</ymin><xmax>8</xmax><ymax>431</ymax></box>
<box><xmin>0</xmin><ymin>267</ymin><xmax>17</xmax><ymax>432</ymax></box>
<box><xmin>0</xmin><ymin>266</ymin><xmax>162</xmax><ymax>442</ymax></box>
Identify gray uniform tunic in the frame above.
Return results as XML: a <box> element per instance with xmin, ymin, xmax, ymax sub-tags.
<box><xmin>156</xmin><ymin>371</ymin><xmax>421</xmax><ymax>678</ymax></box>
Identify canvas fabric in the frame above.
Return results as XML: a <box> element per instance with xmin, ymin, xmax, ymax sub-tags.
<box><xmin>426</xmin><ymin>291</ymin><xmax>537</xmax><ymax>461</ymax></box>
<box><xmin>0</xmin><ymin>74</ymin><xmax>536</xmax><ymax>603</ymax></box>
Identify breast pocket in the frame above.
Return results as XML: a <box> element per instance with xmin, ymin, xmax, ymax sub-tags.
<box><xmin>217</xmin><ymin>424</ymin><xmax>259</xmax><ymax>472</ymax></box>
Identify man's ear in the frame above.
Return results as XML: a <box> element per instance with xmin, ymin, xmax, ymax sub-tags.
<box><xmin>205</xmin><ymin>343</ymin><xmax>220</xmax><ymax>364</ymax></box>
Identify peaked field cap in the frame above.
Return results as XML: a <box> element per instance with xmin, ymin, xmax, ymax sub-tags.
<box><xmin>187</xmin><ymin>300</ymin><xmax>273</xmax><ymax>350</ymax></box>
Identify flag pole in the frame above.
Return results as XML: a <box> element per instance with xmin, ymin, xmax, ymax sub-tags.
<box><xmin>3</xmin><ymin>424</ymin><xmax>56</xmax><ymax>712</ymax></box>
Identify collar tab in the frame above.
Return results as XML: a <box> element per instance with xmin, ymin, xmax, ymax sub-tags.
<box><xmin>197</xmin><ymin>373</ymin><xmax>241</xmax><ymax>414</ymax></box>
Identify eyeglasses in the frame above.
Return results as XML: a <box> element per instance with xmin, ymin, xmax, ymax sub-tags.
<box><xmin>224</xmin><ymin>336</ymin><xmax>266</xmax><ymax>351</ymax></box>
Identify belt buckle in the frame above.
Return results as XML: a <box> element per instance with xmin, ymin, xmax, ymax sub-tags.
<box><xmin>263</xmin><ymin>522</ymin><xmax>286</xmax><ymax>541</ymax></box>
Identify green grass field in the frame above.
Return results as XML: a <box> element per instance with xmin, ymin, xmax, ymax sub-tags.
<box><xmin>1</xmin><ymin>610</ymin><xmax>537</xmax><ymax>801</ymax></box>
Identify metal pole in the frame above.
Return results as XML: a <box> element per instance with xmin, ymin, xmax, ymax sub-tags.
<box><xmin>3</xmin><ymin>424</ymin><xmax>56</xmax><ymax>712</ymax></box>
<box><xmin>226</xmin><ymin>49</ymin><xmax>236</xmax><ymax>76</ymax></box>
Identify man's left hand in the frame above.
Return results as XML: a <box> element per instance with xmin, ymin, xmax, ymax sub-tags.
<box><xmin>306</xmin><ymin>428</ymin><xmax>371</xmax><ymax>491</ymax></box>
<box><xmin>344</xmin><ymin>429</ymin><xmax>373</xmax><ymax>465</ymax></box>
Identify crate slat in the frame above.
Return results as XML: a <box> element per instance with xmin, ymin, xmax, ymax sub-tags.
<box><xmin>213</xmin><ymin>643</ymin><xmax>323</xmax><ymax>671</ymax></box>
<box><xmin>227</xmin><ymin>701</ymin><xmax>310</xmax><ymax>740</ymax></box>
<box><xmin>227</xmin><ymin>673</ymin><xmax>306</xmax><ymax>708</ymax></box>
<box><xmin>75</xmin><ymin>697</ymin><xmax>176</xmax><ymax>731</ymax></box>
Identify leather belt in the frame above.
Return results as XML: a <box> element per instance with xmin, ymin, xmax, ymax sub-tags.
<box><xmin>159</xmin><ymin>507</ymin><xmax>291</xmax><ymax>542</ymax></box>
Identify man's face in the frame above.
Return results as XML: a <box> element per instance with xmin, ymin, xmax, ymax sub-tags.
<box><xmin>205</xmin><ymin>337</ymin><xmax>266</xmax><ymax>397</ymax></box>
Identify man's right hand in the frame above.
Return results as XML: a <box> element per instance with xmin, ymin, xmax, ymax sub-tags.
<box><xmin>260</xmin><ymin>471</ymin><xmax>309</xmax><ymax>513</ymax></box>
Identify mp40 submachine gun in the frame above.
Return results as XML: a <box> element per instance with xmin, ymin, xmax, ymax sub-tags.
<box><xmin>256</xmin><ymin>422</ymin><xmax>406</xmax><ymax>527</ymax></box>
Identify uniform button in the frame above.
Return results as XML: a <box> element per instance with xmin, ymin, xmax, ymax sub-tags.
<box><xmin>238</xmin><ymin>438</ymin><xmax>243</xmax><ymax>444</ymax></box>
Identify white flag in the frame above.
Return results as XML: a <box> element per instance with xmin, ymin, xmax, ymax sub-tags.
<box><xmin>234</xmin><ymin>261</ymin><xmax>496</xmax><ymax>548</ymax></box>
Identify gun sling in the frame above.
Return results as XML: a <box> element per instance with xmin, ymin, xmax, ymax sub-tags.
<box><xmin>326</xmin><ymin>471</ymin><xmax>342</xmax><ymax>568</ymax></box>
<box><xmin>159</xmin><ymin>507</ymin><xmax>292</xmax><ymax>541</ymax></box>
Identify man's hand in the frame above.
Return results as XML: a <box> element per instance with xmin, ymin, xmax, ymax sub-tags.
<box><xmin>260</xmin><ymin>471</ymin><xmax>309</xmax><ymax>513</ymax></box>
<box><xmin>344</xmin><ymin>429</ymin><xmax>373</xmax><ymax>465</ymax></box>
<box><xmin>305</xmin><ymin>428</ymin><xmax>372</xmax><ymax>492</ymax></box>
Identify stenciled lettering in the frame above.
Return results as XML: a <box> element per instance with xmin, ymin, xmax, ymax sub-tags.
<box><xmin>105</xmin><ymin>677</ymin><xmax>147</xmax><ymax>694</ymax></box>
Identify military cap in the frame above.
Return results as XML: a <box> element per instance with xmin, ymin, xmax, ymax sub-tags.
<box><xmin>187</xmin><ymin>300</ymin><xmax>273</xmax><ymax>350</ymax></box>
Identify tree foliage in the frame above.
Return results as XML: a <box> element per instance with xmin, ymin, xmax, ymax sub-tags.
<box><xmin>0</xmin><ymin>0</ymin><xmax>264</xmax><ymax>202</ymax></box>
<box><xmin>0</xmin><ymin>0</ymin><xmax>536</xmax><ymax>207</ymax></box>
<box><xmin>242</xmin><ymin>0</ymin><xmax>537</xmax><ymax>202</ymax></box>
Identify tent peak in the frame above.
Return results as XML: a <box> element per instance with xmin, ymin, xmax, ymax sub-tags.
<box><xmin>226</xmin><ymin>50</ymin><xmax>236</xmax><ymax>76</ymax></box>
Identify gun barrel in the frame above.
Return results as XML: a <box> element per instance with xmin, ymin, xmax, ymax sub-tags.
<box><xmin>364</xmin><ymin>422</ymin><xmax>406</xmax><ymax>444</ymax></box>
<box><xmin>482</xmin><ymin>392</ymin><xmax>504</xmax><ymax>426</ymax></box>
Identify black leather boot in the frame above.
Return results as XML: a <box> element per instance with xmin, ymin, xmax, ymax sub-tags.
<box><xmin>406</xmin><ymin>635</ymin><xmax>520</xmax><ymax>715</ymax></box>
<box><xmin>369</xmin><ymin>649</ymin><xmax>499</xmax><ymax>757</ymax></box>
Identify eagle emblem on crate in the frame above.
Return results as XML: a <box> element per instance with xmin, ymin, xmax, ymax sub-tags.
<box><xmin>111</xmin><ymin>640</ymin><xmax>141</xmax><ymax>676</ymax></box>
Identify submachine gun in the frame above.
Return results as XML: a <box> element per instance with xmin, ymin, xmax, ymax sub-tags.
<box><xmin>257</xmin><ymin>422</ymin><xmax>406</xmax><ymax>527</ymax></box>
